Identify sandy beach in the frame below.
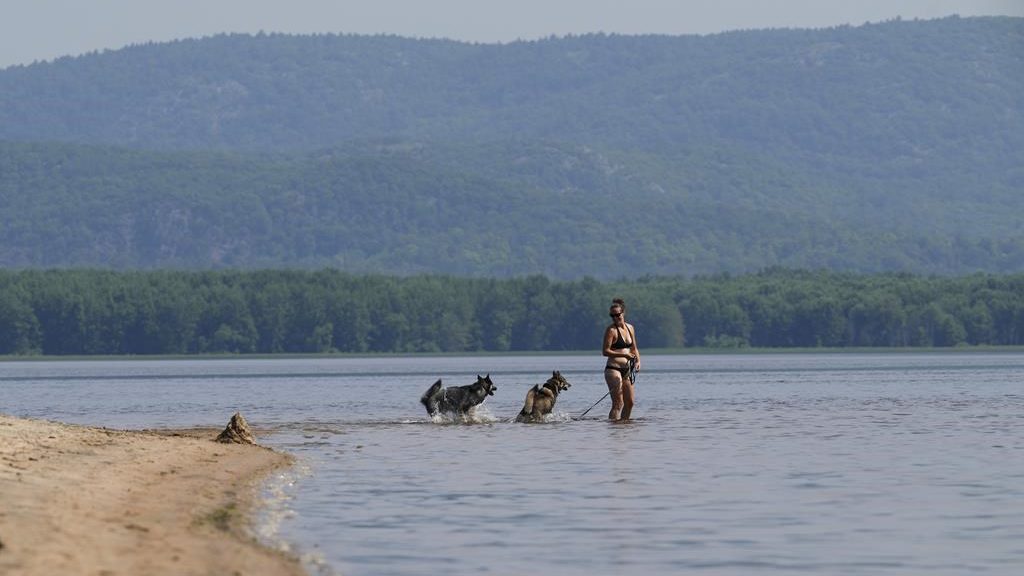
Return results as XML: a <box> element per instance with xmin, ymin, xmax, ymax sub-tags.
<box><xmin>0</xmin><ymin>414</ymin><xmax>305</xmax><ymax>576</ymax></box>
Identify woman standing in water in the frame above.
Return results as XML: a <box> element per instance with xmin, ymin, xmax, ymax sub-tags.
<box><xmin>603</xmin><ymin>298</ymin><xmax>640</xmax><ymax>420</ymax></box>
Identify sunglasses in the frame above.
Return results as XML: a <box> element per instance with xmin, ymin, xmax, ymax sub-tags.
<box><xmin>609</xmin><ymin>312</ymin><xmax>622</xmax><ymax>318</ymax></box>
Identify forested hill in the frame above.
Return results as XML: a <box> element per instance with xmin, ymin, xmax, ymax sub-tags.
<box><xmin>1</xmin><ymin>16</ymin><xmax>1020</xmax><ymax>161</ymax></box>
<box><xmin>1</xmin><ymin>17</ymin><xmax>1022</xmax><ymax>276</ymax></box>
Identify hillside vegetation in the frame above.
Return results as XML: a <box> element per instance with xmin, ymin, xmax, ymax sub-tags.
<box><xmin>1</xmin><ymin>17</ymin><xmax>1021</xmax><ymax>276</ymax></box>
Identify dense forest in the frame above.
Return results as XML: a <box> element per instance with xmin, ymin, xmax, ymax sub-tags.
<box><xmin>2</xmin><ymin>16</ymin><xmax>1020</xmax><ymax>163</ymax></box>
<box><xmin>0</xmin><ymin>17</ymin><xmax>1022</xmax><ymax>276</ymax></box>
<box><xmin>1</xmin><ymin>269</ymin><xmax>1022</xmax><ymax>355</ymax></box>
<box><xmin>3</xmin><ymin>140</ymin><xmax>1021</xmax><ymax>276</ymax></box>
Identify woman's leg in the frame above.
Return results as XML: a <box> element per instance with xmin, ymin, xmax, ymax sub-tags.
<box><xmin>604</xmin><ymin>368</ymin><xmax>624</xmax><ymax>420</ymax></box>
<box><xmin>620</xmin><ymin>377</ymin><xmax>635</xmax><ymax>420</ymax></box>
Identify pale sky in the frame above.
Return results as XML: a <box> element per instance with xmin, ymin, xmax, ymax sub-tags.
<box><xmin>2</xmin><ymin>0</ymin><xmax>1022</xmax><ymax>68</ymax></box>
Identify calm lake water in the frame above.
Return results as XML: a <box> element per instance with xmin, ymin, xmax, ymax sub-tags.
<box><xmin>2</xmin><ymin>353</ymin><xmax>1023</xmax><ymax>575</ymax></box>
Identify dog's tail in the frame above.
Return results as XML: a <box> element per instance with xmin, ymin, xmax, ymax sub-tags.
<box><xmin>518</xmin><ymin>385</ymin><xmax>538</xmax><ymax>420</ymax></box>
<box><xmin>421</xmin><ymin>379</ymin><xmax>443</xmax><ymax>412</ymax></box>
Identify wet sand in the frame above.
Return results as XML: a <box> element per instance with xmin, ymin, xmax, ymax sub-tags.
<box><xmin>0</xmin><ymin>414</ymin><xmax>305</xmax><ymax>576</ymax></box>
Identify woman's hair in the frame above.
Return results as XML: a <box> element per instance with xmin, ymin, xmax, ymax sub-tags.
<box><xmin>610</xmin><ymin>298</ymin><xmax>626</xmax><ymax>312</ymax></box>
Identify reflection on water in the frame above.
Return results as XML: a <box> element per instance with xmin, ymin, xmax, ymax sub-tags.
<box><xmin>3</xmin><ymin>353</ymin><xmax>1024</xmax><ymax>575</ymax></box>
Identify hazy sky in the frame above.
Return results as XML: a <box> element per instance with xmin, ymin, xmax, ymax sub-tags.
<box><xmin>2</xmin><ymin>0</ymin><xmax>1022</xmax><ymax>68</ymax></box>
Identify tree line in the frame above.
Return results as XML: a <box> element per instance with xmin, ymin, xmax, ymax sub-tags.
<box><xmin>1</xmin><ymin>269</ymin><xmax>1022</xmax><ymax>356</ymax></box>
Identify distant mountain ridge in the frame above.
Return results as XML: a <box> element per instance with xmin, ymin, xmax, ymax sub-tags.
<box><xmin>1</xmin><ymin>16</ymin><xmax>1021</xmax><ymax>276</ymax></box>
<box><xmin>3</xmin><ymin>17</ymin><xmax>1020</xmax><ymax>158</ymax></box>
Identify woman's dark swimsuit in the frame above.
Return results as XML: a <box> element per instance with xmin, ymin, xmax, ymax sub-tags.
<box><xmin>605</xmin><ymin>326</ymin><xmax>634</xmax><ymax>379</ymax></box>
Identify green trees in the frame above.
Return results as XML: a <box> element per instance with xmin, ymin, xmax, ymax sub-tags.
<box><xmin>3</xmin><ymin>138</ymin><xmax>1023</xmax><ymax>277</ymax></box>
<box><xmin>0</xmin><ymin>283</ymin><xmax>39</xmax><ymax>355</ymax></box>
<box><xmin>3</xmin><ymin>18</ymin><xmax>1020</xmax><ymax>163</ymax></box>
<box><xmin>2</xmin><ymin>18</ymin><xmax>1023</xmax><ymax>277</ymax></box>
<box><xmin>1</xmin><ymin>269</ymin><xmax>1022</xmax><ymax>356</ymax></box>
<box><xmin>655</xmin><ymin>270</ymin><xmax>1024</xmax><ymax>349</ymax></box>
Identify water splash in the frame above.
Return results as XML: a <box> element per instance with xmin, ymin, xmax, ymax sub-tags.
<box><xmin>543</xmin><ymin>410</ymin><xmax>574</xmax><ymax>423</ymax></box>
<box><xmin>429</xmin><ymin>404</ymin><xmax>499</xmax><ymax>425</ymax></box>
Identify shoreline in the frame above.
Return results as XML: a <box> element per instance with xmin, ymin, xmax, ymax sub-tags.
<box><xmin>0</xmin><ymin>414</ymin><xmax>305</xmax><ymax>576</ymax></box>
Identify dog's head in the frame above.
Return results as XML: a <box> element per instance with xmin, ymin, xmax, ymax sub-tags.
<box><xmin>545</xmin><ymin>370</ymin><xmax>571</xmax><ymax>393</ymax></box>
<box><xmin>476</xmin><ymin>374</ymin><xmax>496</xmax><ymax>395</ymax></box>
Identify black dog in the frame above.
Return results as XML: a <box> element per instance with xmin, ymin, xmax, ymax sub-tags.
<box><xmin>420</xmin><ymin>374</ymin><xmax>497</xmax><ymax>418</ymax></box>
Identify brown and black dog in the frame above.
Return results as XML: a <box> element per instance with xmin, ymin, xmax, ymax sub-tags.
<box><xmin>515</xmin><ymin>371</ymin><xmax>572</xmax><ymax>422</ymax></box>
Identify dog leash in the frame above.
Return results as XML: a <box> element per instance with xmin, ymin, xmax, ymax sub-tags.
<box><xmin>577</xmin><ymin>391</ymin><xmax>610</xmax><ymax>419</ymax></box>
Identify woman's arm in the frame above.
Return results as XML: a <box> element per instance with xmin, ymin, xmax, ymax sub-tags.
<box><xmin>627</xmin><ymin>323</ymin><xmax>640</xmax><ymax>369</ymax></box>
<box><xmin>602</xmin><ymin>326</ymin><xmax>616</xmax><ymax>357</ymax></box>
